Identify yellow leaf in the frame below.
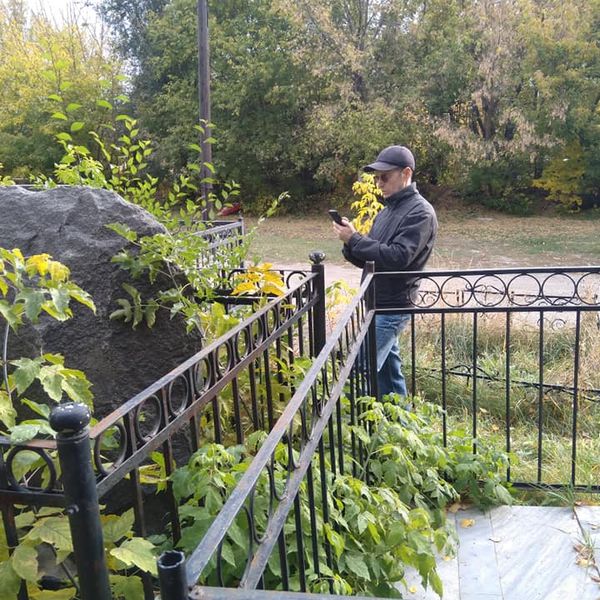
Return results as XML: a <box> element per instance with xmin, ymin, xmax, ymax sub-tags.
<box><xmin>232</xmin><ymin>281</ymin><xmax>256</xmax><ymax>296</ymax></box>
<box><xmin>26</xmin><ymin>254</ymin><xmax>51</xmax><ymax>276</ymax></box>
<box><xmin>262</xmin><ymin>282</ymin><xmax>285</xmax><ymax>297</ymax></box>
<box><xmin>460</xmin><ymin>519</ymin><xmax>475</xmax><ymax>528</ymax></box>
<box><xmin>48</xmin><ymin>261</ymin><xmax>70</xmax><ymax>282</ymax></box>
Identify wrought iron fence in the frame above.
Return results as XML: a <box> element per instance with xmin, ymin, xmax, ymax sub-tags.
<box><xmin>1</xmin><ymin>263</ymin><xmax>599</xmax><ymax>600</ymax></box>
<box><xmin>194</xmin><ymin>219</ymin><xmax>246</xmax><ymax>270</ymax></box>
<box><xmin>0</xmin><ymin>258</ymin><xmax>325</xmax><ymax>600</ymax></box>
<box><xmin>159</xmin><ymin>265</ymin><xmax>600</xmax><ymax>600</ymax></box>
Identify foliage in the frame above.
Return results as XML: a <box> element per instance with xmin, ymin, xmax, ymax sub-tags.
<box><xmin>0</xmin><ymin>1</ymin><xmax>124</xmax><ymax>178</ymax></box>
<box><xmin>95</xmin><ymin>0</ymin><xmax>600</xmax><ymax>211</ymax></box>
<box><xmin>0</xmin><ymin>163</ymin><xmax>14</xmax><ymax>185</ymax></box>
<box><xmin>0</xmin><ymin>506</ymin><xmax>157</xmax><ymax>599</ymax></box>
<box><xmin>0</xmin><ymin>248</ymin><xmax>95</xmax><ymax>439</ymax></box>
<box><xmin>351</xmin><ymin>172</ymin><xmax>383</xmax><ymax>234</ymax></box>
<box><xmin>230</xmin><ymin>263</ymin><xmax>286</xmax><ymax>298</ymax></box>
<box><xmin>169</xmin><ymin>397</ymin><xmax>512</xmax><ymax>597</ymax></box>
<box><xmin>533</xmin><ymin>141</ymin><xmax>585</xmax><ymax>211</ymax></box>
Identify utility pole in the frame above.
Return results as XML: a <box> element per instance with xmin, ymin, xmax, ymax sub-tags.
<box><xmin>197</xmin><ymin>0</ymin><xmax>213</xmax><ymax>216</ymax></box>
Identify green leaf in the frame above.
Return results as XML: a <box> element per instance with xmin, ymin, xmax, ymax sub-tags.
<box><xmin>11</xmin><ymin>544</ymin><xmax>38</xmax><ymax>582</ymax></box>
<box><xmin>345</xmin><ymin>554</ymin><xmax>371</xmax><ymax>582</ymax></box>
<box><xmin>55</xmin><ymin>132</ymin><xmax>73</xmax><ymax>142</ymax></box>
<box><xmin>47</xmin><ymin>94</ymin><xmax>62</xmax><ymax>102</ymax></box>
<box><xmin>26</xmin><ymin>516</ymin><xmax>73</xmax><ymax>552</ymax></box>
<box><xmin>429</xmin><ymin>569</ymin><xmax>443</xmax><ymax>596</ymax></box>
<box><xmin>106</xmin><ymin>223</ymin><xmax>138</xmax><ymax>243</ymax></box>
<box><xmin>0</xmin><ymin>390</ymin><xmax>17</xmax><ymax>428</ymax></box>
<box><xmin>51</xmin><ymin>112</ymin><xmax>68</xmax><ymax>121</ymax></box>
<box><xmin>0</xmin><ymin>299</ymin><xmax>20</xmax><ymax>328</ymax></box>
<box><xmin>324</xmin><ymin>523</ymin><xmax>345</xmax><ymax>559</ymax></box>
<box><xmin>102</xmin><ymin>509</ymin><xmax>135</xmax><ymax>544</ymax></box>
<box><xmin>110</xmin><ymin>574</ymin><xmax>144</xmax><ymax>600</ymax></box>
<box><xmin>11</xmin><ymin>357</ymin><xmax>43</xmax><ymax>394</ymax></box>
<box><xmin>220</xmin><ymin>541</ymin><xmax>236</xmax><ymax>567</ymax></box>
<box><xmin>17</xmin><ymin>288</ymin><xmax>46</xmax><ymax>322</ymax></box>
<box><xmin>61</xmin><ymin>373</ymin><xmax>93</xmax><ymax>407</ymax></box>
<box><xmin>110</xmin><ymin>538</ymin><xmax>157</xmax><ymax>575</ymax></box>
<box><xmin>50</xmin><ymin>287</ymin><xmax>71</xmax><ymax>314</ymax></box>
<box><xmin>65</xmin><ymin>103</ymin><xmax>82</xmax><ymax>112</ymax></box>
<box><xmin>10</xmin><ymin>424</ymin><xmax>41</xmax><ymax>443</ymax></box>
<box><xmin>38</xmin><ymin>364</ymin><xmax>63</xmax><ymax>402</ymax></box>
<box><xmin>0</xmin><ymin>560</ymin><xmax>21</xmax><ymax>597</ymax></box>
<box><xmin>70</xmin><ymin>122</ymin><xmax>85</xmax><ymax>132</ymax></box>
<box><xmin>67</xmin><ymin>286</ymin><xmax>96</xmax><ymax>313</ymax></box>
<box><xmin>96</xmin><ymin>99</ymin><xmax>113</xmax><ymax>110</ymax></box>
<box><xmin>31</xmin><ymin>589</ymin><xmax>77</xmax><ymax>599</ymax></box>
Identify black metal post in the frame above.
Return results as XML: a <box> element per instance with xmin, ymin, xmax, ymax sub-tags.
<box><xmin>309</xmin><ymin>251</ymin><xmax>327</xmax><ymax>356</ymax></box>
<box><xmin>158</xmin><ymin>550</ymin><xmax>189</xmax><ymax>600</ymax></box>
<box><xmin>49</xmin><ymin>403</ymin><xmax>111</xmax><ymax>600</ymax></box>
<box><xmin>197</xmin><ymin>0</ymin><xmax>213</xmax><ymax>214</ymax></box>
<box><xmin>365</xmin><ymin>261</ymin><xmax>379</xmax><ymax>399</ymax></box>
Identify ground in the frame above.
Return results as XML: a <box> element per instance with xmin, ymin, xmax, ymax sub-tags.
<box><xmin>246</xmin><ymin>208</ymin><xmax>600</xmax><ymax>288</ymax></box>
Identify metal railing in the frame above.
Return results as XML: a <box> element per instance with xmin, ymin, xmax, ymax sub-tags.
<box><xmin>1</xmin><ymin>263</ymin><xmax>599</xmax><ymax>600</ymax></box>
<box><xmin>0</xmin><ymin>258</ymin><xmax>325</xmax><ymax>600</ymax></box>
<box><xmin>160</xmin><ymin>265</ymin><xmax>600</xmax><ymax>599</ymax></box>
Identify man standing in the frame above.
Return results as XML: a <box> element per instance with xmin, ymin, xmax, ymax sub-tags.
<box><xmin>333</xmin><ymin>145</ymin><xmax>437</xmax><ymax>398</ymax></box>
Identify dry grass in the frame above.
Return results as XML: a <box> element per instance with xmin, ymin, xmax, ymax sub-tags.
<box><xmin>246</xmin><ymin>208</ymin><xmax>600</xmax><ymax>268</ymax></box>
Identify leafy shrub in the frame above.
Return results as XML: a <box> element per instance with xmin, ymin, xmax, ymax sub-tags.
<box><xmin>168</xmin><ymin>397</ymin><xmax>512</xmax><ymax>597</ymax></box>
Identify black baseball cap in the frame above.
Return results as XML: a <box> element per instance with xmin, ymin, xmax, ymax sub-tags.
<box><xmin>364</xmin><ymin>145</ymin><xmax>415</xmax><ymax>172</ymax></box>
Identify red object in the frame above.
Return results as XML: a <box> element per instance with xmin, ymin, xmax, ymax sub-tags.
<box><xmin>217</xmin><ymin>202</ymin><xmax>242</xmax><ymax>217</ymax></box>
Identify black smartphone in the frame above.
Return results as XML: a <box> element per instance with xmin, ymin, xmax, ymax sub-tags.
<box><xmin>328</xmin><ymin>209</ymin><xmax>343</xmax><ymax>225</ymax></box>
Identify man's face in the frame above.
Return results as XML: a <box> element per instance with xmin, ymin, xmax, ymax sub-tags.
<box><xmin>374</xmin><ymin>167</ymin><xmax>411</xmax><ymax>198</ymax></box>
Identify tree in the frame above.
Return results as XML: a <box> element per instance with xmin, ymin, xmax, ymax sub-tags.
<box><xmin>0</xmin><ymin>1</ymin><xmax>124</xmax><ymax>178</ymax></box>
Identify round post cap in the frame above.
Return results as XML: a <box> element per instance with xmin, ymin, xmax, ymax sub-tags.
<box><xmin>309</xmin><ymin>251</ymin><xmax>326</xmax><ymax>264</ymax></box>
<box><xmin>49</xmin><ymin>403</ymin><xmax>91</xmax><ymax>434</ymax></box>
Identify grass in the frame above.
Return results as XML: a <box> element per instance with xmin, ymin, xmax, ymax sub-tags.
<box><xmin>245</xmin><ymin>207</ymin><xmax>600</xmax><ymax>268</ymax></box>
<box><xmin>408</xmin><ymin>309</ymin><xmax>600</xmax><ymax>501</ymax></box>
<box><xmin>244</xmin><ymin>205</ymin><xmax>600</xmax><ymax>504</ymax></box>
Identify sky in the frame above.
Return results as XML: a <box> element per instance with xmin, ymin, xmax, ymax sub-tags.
<box><xmin>24</xmin><ymin>0</ymin><xmax>99</xmax><ymax>25</ymax></box>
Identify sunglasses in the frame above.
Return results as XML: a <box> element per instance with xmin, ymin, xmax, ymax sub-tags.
<box><xmin>374</xmin><ymin>170</ymin><xmax>400</xmax><ymax>183</ymax></box>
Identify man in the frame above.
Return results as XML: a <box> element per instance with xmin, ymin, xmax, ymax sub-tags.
<box><xmin>333</xmin><ymin>145</ymin><xmax>437</xmax><ymax>398</ymax></box>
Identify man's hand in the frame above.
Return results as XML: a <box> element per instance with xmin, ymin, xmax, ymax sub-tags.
<box><xmin>333</xmin><ymin>218</ymin><xmax>356</xmax><ymax>244</ymax></box>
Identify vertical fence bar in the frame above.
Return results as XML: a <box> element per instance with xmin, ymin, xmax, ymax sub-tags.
<box><xmin>365</xmin><ymin>262</ymin><xmax>379</xmax><ymax>399</ymax></box>
<box><xmin>410</xmin><ymin>314</ymin><xmax>416</xmax><ymax>396</ymax></box>
<box><xmin>571</xmin><ymin>311</ymin><xmax>581</xmax><ymax>486</ymax></box>
<box><xmin>49</xmin><ymin>403</ymin><xmax>111</xmax><ymax>600</ymax></box>
<box><xmin>1</xmin><ymin>503</ymin><xmax>28</xmax><ymax>600</ymax></box>
<box><xmin>472</xmin><ymin>312</ymin><xmax>478</xmax><ymax>453</ymax></box>
<box><xmin>310</xmin><ymin>252</ymin><xmax>327</xmax><ymax>357</ymax></box>
<box><xmin>505</xmin><ymin>312</ymin><xmax>512</xmax><ymax>482</ymax></box>
<box><xmin>537</xmin><ymin>312</ymin><xmax>544</xmax><ymax>483</ymax></box>
<box><xmin>441</xmin><ymin>313</ymin><xmax>447</xmax><ymax>446</ymax></box>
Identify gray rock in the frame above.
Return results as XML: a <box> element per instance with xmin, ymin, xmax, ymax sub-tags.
<box><xmin>0</xmin><ymin>185</ymin><xmax>201</xmax><ymax>418</ymax></box>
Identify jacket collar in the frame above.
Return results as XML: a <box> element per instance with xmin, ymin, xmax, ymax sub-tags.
<box><xmin>383</xmin><ymin>182</ymin><xmax>417</xmax><ymax>206</ymax></box>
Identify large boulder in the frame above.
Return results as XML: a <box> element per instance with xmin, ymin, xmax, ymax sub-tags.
<box><xmin>0</xmin><ymin>185</ymin><xmax>201</xmax><ymax>418</ymax></box>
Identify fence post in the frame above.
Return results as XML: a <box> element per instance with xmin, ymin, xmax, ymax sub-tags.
<box><xmin>365</xmin><ymin>261</ymin><xmax>379</xmax><ymax>399</ymax></box>
<box><xmin>309</xmin><ymin>251</ymin><xmax>327</xmax><ymax>356</ymax></box>
<box><xmin>157</xmin><ymin>550</ymin><xmax>189</xmax><ymax>600</ymax></box>
<box><xmin>49</xmin><ymin>403</ymin><xmax>112</xmax><ymax>600</ymax></box>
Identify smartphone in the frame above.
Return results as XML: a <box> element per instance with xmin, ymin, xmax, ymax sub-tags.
<box><xmin>328</xmin><ymin>209</ymin><xmax>343</xmax><ymax>225</ymax></box>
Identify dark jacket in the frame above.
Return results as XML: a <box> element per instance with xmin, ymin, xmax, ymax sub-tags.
<box><xmin>342</xmin><ymin>183</ymin><xmax>437</xmax><ymax>308</ymax></box>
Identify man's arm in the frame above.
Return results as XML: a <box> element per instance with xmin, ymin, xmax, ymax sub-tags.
<box><xmin>341</xmin><ymin>243</ymin><xmax>365</xmax><ymax>268</ymax></box>
<box><xmin>346</xmin><ymin>208</ymin><xmax>436</xmax><ymax>270</ymax></box>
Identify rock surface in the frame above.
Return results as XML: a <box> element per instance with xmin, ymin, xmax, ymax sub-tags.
<box><xmin>0</xmin><ymin>185</ymin><xmax>201</xmax><ymax>417</ymax></box>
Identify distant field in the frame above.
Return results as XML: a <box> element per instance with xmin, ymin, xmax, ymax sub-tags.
<box><xmin>245</xmin><ymin>208</ymin><xmax>600</xmax><ymax>269</ymax></box>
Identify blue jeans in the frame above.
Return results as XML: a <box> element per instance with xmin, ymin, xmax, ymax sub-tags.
<box><xmin>375</xmin><ymin>313</ymin><xmax>411</xmax><ymax>398</ymax></box>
